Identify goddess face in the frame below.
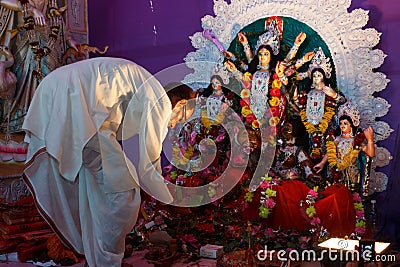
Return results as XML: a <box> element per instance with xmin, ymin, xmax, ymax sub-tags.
<box><xmin>258</xmin><ymin>48</ymin><xmax>271</xmax><ymax>67</ymax></box>
<box><xmin>339</xmin><ymin>119</ymin><xmax>352</xmax><ymax>136</ymax></box>
<box><xmin>312</xmin><ymin>70</ymin><xmax>324</xmax><ymax>88</ymax></box>
<box><xmin>211</xmin><ymin>77</ymin><xmax>222</xmax><ymax>93</ymax></box>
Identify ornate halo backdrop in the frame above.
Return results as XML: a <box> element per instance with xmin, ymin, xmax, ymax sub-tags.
<box><xmin>182</xmin><ymin>0</ymin><xmax>391</xmax><ymax>194</ymax></box>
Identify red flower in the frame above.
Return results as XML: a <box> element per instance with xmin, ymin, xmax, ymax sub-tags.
<box><xmin>196</xmin><ymin>223</ymin><xmax>215</xmax><ymax>234</ymax></box>
<box><xmin>270</xmin><ymin>87</ymin><xmax>281</xmax><ymax>97</ymax></box>
<box><xmin>242</xmin><ymin>80</ymin><xmax>252</xmax><ymax>89</ymax></box>
<box><xmin>270</xmin><ymin>106</ymin><xmax>280</xmax><ymax>117</ymax></box>
<box><xmin>273</xmin><ymin>73</ymin><xmax>279</xmax><ymax>80</ymax></box>
<box><xmin>240</xmin><ymin>98</ymin><xmax>250</xmax><ymax>107</ymax></box>
<box><xmin>246</xmin><ymin>113</ymin><xmax>257</xmax><ymax>124</ymax></box>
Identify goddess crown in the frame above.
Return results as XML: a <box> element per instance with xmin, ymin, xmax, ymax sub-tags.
<box><xmin>211</xmin><ymin>63</ymin><xmax>230</xmax><ymax>85</ymax></box>
<box><xmin>337</xmin><ymin>101</ymin><xmax>360</xmax><ymax>127</ymax></box>
<box><xmin>308</xmin><ymin>47</ymin><xmax>332</xmax><ymax>79</ymax></box>
<box><xmin>254</xmin><ymin>18</ymin><xmax>281</xmax><ymax>55</ymax></box>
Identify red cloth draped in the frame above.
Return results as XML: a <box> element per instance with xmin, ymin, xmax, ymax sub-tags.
<box><xmin>271</xmin><ymin>180</ymin><xmax>311</xmax><ymax>231</ymax></box>
<box><xmin>315</xmin><ymin>183</ymin><xmax>356</xmax><ymax>237</ymax></box>
<box><xmin>245</xmin><ymin>180</ymin><xmax>356</xmax><ymax>236</ymax></box>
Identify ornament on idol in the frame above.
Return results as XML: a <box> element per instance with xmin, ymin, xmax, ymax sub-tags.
<box><xmin>211</xmin><ymin>63</ymin><xmax>230</xmax><ymax>85</ymax></box>
<box><xmin>254</xmin><ymin>16</ymin><xmax>282</xmax><ymax>55</ymax></box>
<box><xmin>337</xmin><ymin>101</ymin><xmax>360</xmax><ymax>127</ymax></box>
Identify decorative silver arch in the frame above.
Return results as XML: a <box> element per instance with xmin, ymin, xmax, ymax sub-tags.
<box><xmin>183</xmin><ymin>0</ymin><xmax>391</xmax><ymax>194</ymax></box>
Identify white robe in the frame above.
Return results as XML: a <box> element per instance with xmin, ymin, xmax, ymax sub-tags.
<box><xmin>22</xmin><ymin>57</ymin><xmax>173</xmax><ymax>267</ymax></box>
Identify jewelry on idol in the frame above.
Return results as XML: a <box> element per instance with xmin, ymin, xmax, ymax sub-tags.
<box><xmin>341</xmin><ymin>131</ymin><xmax>353</xmax><ymax>138</ymax></box>
<box><xmin>257</xmin><ymin>63</ymin><xmax>270</xmax><ymax>71</ymax></box>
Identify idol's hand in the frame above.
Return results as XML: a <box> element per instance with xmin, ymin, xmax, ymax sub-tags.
<box><xmin>294</xmin><ymin>32</ymin><xmax>306</xmax><ymax>46</ymax></box>
<box><xmin>238</xmin><ymin>32</ymin><xmax>248</xmax><ymax>45</ymax></box>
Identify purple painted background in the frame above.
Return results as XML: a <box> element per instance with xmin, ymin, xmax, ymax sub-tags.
<box><xmin>87</xmin><ymin>0</ymin><xmax>400</xmax><ymax>246</ymax></box>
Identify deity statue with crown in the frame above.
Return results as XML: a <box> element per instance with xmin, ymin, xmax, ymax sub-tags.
<box><xmin>206</xmin><ymin>17</ymin><xmax>315</xmax><ymax>131</ymax></box>
<box><xmin>294</xmin><ymin>47</ymin><xmax>347</xmax><ymax>164</ymax></box>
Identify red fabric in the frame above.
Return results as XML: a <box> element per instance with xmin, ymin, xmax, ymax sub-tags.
<box><xmin>256</xmin><ymin>180</ymin><xmax>356</xmax><ymax>236</ymax></box>
<box><xmin>17</xmin><ymin>242</ymin><xmax>48</xmax><ymax>262</ymax></box>
<box><xmin>315</xmin><ymin>184</ymin><xmax>356</xmax><ymax>237</ymax></box>
<box><xmin>0</xmin><ymin>221</ymin><xmax>50</xmax><ymax>235</ymax></box>
<box><xmin>271</xmin><ymin>180</ymin><xmax>310</xmax><ymax>231</ymax></box>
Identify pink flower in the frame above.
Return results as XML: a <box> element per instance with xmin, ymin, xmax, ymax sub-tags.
<box><xmin>164</xmin><ymin>174</ymin><xmax>172</xmax><ymax>182</ymax></box>
<box><xmin>216</xmin><ymin>133</ymin><xmax>225</xmax><ymax>142</ymax></box>
<box><xmin>353</xmin><ymin>193</ymin><xmax>362</xmax><ymax>202</ymax></box>
<box><xmin>356</xmin><ymin>209</ymin><xmax>365</xmax><ymax>218</ymax></box>
<box><xmin>310</xmin><ymin>217</ymin><xmax>321</xmax><ymax>226</ymax></box>
<box><xmin>308</xmin><ymin>189</ymin><xmax>318</xmax><ymax>198</ymax></box>
<box><xmin>259</xmin><ymin>181</ymin><xmax>270</xmax><ymax>189</ymax></box>
<box><xmin>264</xmin><ymin>228</ymin><xmax>275</xmax><ymax>238</ymax></box>
<box><xmin>163</xmin><ymin>164</ymin><xmax>174</xmax><ymax>173</ymax></box>
<box><xmin>355</xmin><ymin>227</ymin><xmax>366</xmax><ymax>235</ymax></box>
<box><xmin>265</xmin><ymin>198</ymin><xmax>276</xmax><ymax>208</ymax></box>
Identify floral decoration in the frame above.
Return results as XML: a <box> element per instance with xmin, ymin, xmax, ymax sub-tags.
<box><xmin>325</xmin><ymin>130</ymin><xmax>365</xmax><ymax>171</ymax></box>
<box><xmin>298</xmin><ymin>92</ymin><xmax>337</xmax><ymax>160</ymax></box>
<box><xmin>258</xmin><ymin>174</ymin><xmax>281</xmax><ymax>218</ymax></box>
<box><xmin>352</xmin><ymin>193</ymin><xmax>366</xmax><ymax>237</ymax></box>
<box><xmin>238</xmin><ymin>72</ymin><xmax>282</xmax><ymax>130</ymax></box>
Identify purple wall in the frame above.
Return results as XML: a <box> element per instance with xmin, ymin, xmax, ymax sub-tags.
<box><xmin>88</xmin><ymin>0</ymin><xmax>400</xmax><ymax>245</ymax></box>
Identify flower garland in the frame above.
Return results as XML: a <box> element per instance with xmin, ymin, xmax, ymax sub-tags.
<box><xmin>299</xmin><ymin>188</ymin><xmax>366</xmax><ymax>239</ymax></box>
<box><xmin>300</xmin><ymin>187</ymin><xmax>321</xmax><ymax>227</ymax></box>
<box><xmin>352</xmin><ymin>193</ymin><xmax>366</xmax><ymax>236</ymax></box>
<box><xmin>297</xmin><ymin>91</ymin><xmax>337</xmax><ymax>160</ymax></box>
<box><xmin>256</xmin><ymin>174</ymin><xmax>281</xmax><ymax>218</ymax></box>
<box><xmin>325</xmin><ymin>130</ymin><xmax>365</xmax><ymax>171</ymax></box>
<box><xmin>299</xmin><ymin>107</ymin><xmax>335</xmax><ymax>135</ymax></box>
<box><xmin>201</xmin><ymin>108</ymin><xmax>225</xmax><ymax>129</ymax></box>
<box><xmin>239</xmin><ymin>72</ymin><xmax>282</xmax><ymax>129</ymax></box>
<box><xmin>326</xmin><ymin>141</ymin><xmax>360</xmax><ymax>171</ymax></box>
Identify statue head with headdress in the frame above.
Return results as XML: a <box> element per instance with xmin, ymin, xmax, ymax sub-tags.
<box><xmin>338</xmin><ymin>101</ymin><xmax>360</xmax><ymax>127</ymax></box>
<box><xmin>254</xmin><ymin>17</ymin><xmax>282</xmax><ymax>56</ymax></box>
<box><xmin>211</xmin><ymin>63</ymin><xmax>230</xmax><ymax>85</ymax></box>
<box><xmin>308</xmin><ymin>47</ymin><xmax>332</xmax><ymax>79</ymax></box>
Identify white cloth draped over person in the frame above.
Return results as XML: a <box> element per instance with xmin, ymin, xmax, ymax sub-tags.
<box><xmin>22</xmin><ymin>57</ymin><xmax>173</xmax><ymax>267</ymax></box>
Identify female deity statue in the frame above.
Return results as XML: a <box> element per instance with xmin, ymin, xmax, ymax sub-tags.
<box><xmin>251</xmin><ymin>118</ymin><xmax>357</xmax><ymax>237</ymax></box>
<box><xmin>314</xmin><ymin>102</ymin><xmax>375</xmax><ymax>197</ymax></box>
<box><xmin>0</xmin><ymin>0</ymin><xmax>79</xmax><ymax>133</ymax></box>
<box><xmin>294</xmin><ymin>47</ymin><xmax>346</xmax><ymax>162</ymax></box>
<box><xmin>200</xmin><ymin>67</ymin><xmax>232</xmax><ymax>121</ymax></box>
<box><xmin>271</xmin><ymin>120</ymin><xmax>322</xmax><ymax>185</ymax></box>
<box><xmin>222</xmin><ymin>17</ymin><xmax>314</xmax><ymax>130</ymax></box>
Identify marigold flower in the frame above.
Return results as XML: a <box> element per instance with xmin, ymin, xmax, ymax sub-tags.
<box><xmin>269</xmin><ymin>96</ymin><xmax>280</xmax><ymax>107</ymax></box>
<box><xmin>269</xmin><ymin>116</ymin><xmax>279</xmax><ymax>126</ymax></box>
<box><xmin>270</xmin><ymin>106</ymin><xmax>280</xmax><ymax>117</ymax></box>
<box><xmin>246</xmin><ymin>113</ymin><xmax>256</xmax><ymax>124</ymax></box>
<box><xmin>271</xmin><ymin>79</ymin><xmax>282</xmax><ymax>89</ymax></box>
<box><xmin>252</xmin><ymin>119</ymin><xmax>260</xmax><ymax>129</ymax></box>
<box><xmin>241</xmin><ymin>106</ymin><xmax>252</xmax><ymax>117</ymax></box>
<box><xmin>269</xmin><ymin>87</ymin><xmax>281</xmax><ymax>97</ymax></box>
<box><xmin>240</xmin><ymin>88</ymin><xmax>251</xmax><ymax>98</ymax></box>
